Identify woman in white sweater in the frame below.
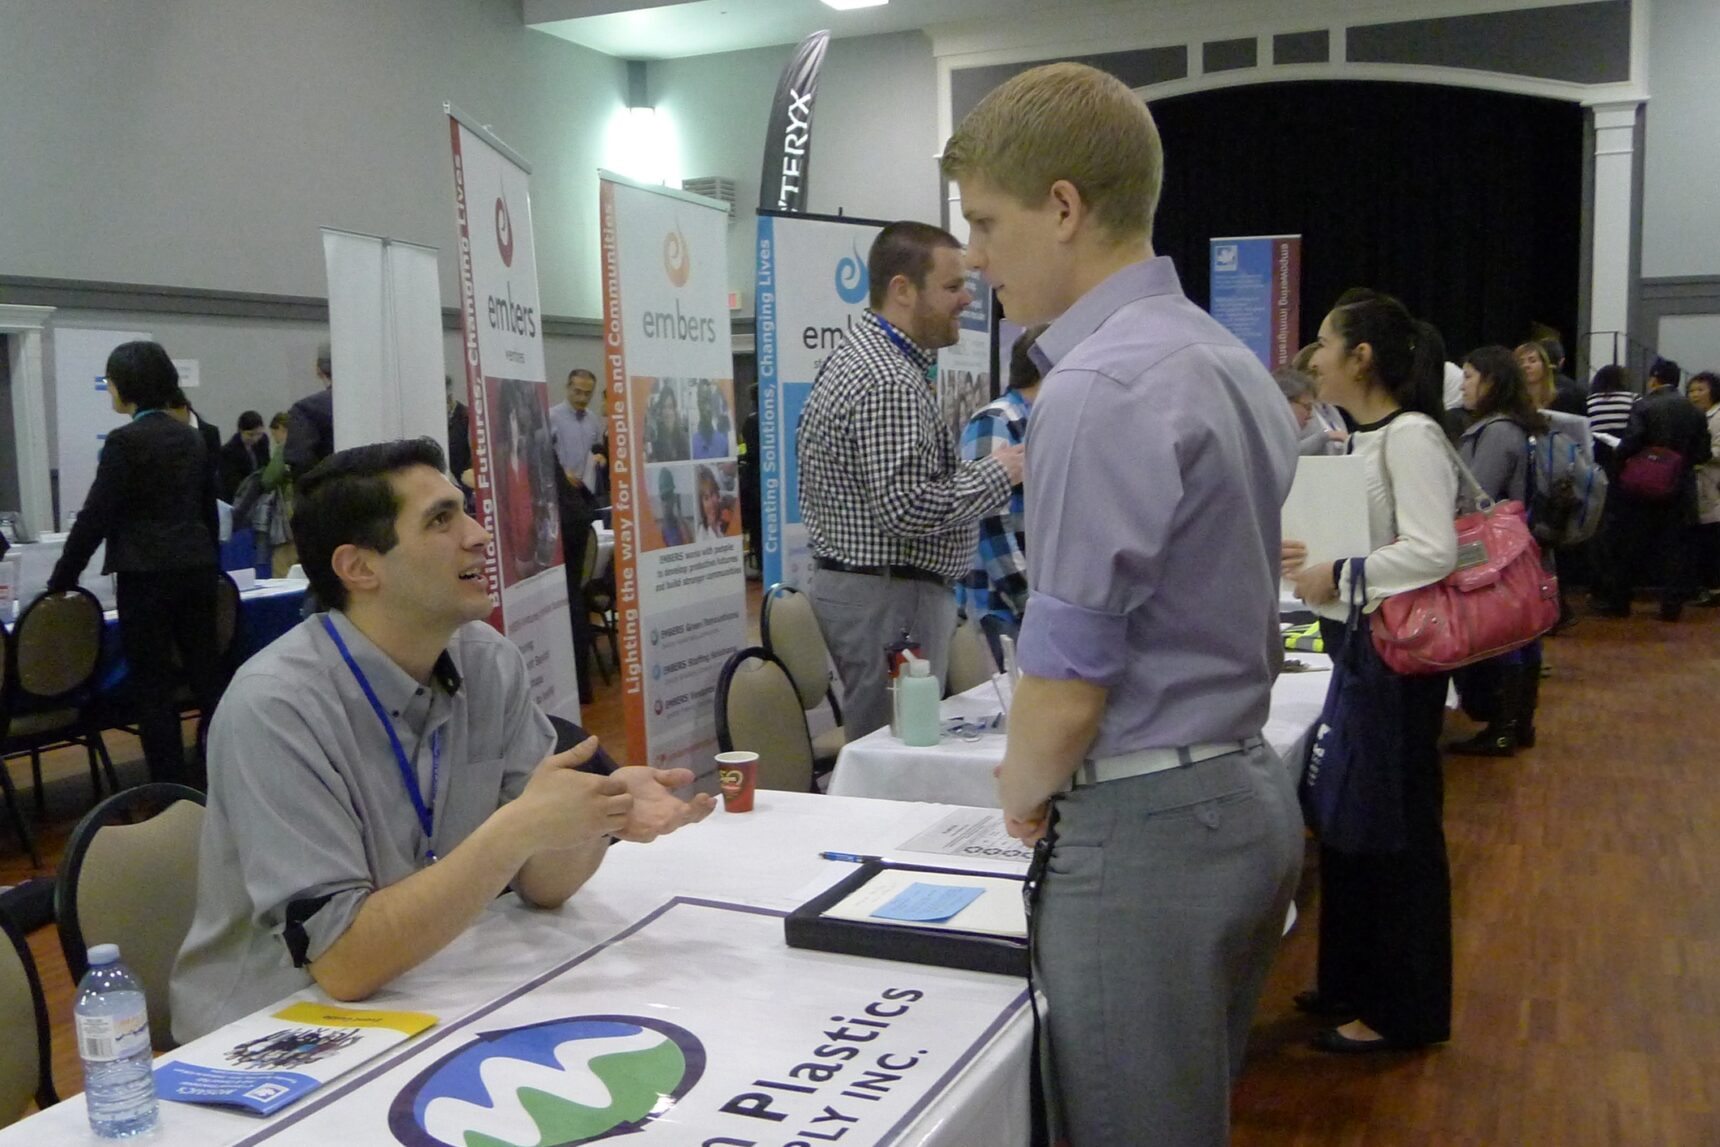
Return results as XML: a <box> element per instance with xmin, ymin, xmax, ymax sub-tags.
<box><xmin>1282</xmin><ymin>290</ymin><xmax>1459</xmax><ymax>1054</ymax></box>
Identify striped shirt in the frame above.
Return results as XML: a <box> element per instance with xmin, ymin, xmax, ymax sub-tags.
<box><xmin>795</xmin><ymin>311</ymin><xmax>1012</xmax><ymax>580</ymax></box>
<box><xmin>1588</xmin><ymin>390</ymin><xmax>1637</xmax><ymax>436</ymax></box>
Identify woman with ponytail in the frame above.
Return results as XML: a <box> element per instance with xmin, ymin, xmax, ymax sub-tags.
<box><xmin>1282</xmin><ymin>289</ymin><xmax>1460</xmax><ymax>1053</ymax></box>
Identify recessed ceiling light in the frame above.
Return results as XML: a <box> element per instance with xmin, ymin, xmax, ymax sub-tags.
<box><xmin>821</xmin><ymin>0</ymin><xmax>887</xmax><ymax>10</ymax></box>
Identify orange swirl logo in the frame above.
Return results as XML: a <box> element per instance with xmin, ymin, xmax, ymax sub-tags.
<box><xmin>663</xmin><ymin>224</ymin><xmax>690</xmax><ymax>287</ymax></box>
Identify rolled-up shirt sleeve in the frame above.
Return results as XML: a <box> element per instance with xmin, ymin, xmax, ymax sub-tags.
<box><xmin>1018</xmin><ymin>369</ymin><xmax>1184</xmax><ymax>687</ymax></box>
<box><xmin>206</xmin><ymin>674</ymin><xmax>378</xmax><ymax>968</ymax></box>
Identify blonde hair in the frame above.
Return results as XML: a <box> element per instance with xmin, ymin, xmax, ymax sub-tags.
<box><xmin>941</xmin><ymin>62</ymin><xmax>1163</xmax><ymax>242</ymax></box>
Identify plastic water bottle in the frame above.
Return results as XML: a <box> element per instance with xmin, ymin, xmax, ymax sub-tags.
<box><xmin>896</xmin><ymin>655</ymin><xmax>942</xmax><ymax>747</ymax></box>
<box><xmin>74</xmin><ymin>944</ymin><xmax>159</xmax><ymax>1138</ymax></box>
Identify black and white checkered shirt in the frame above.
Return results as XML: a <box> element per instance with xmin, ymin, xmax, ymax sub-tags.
<box><xmin>795</xmin><ymin>311</ymin><xmax>1012</xmax><ymax>581</ymax></box>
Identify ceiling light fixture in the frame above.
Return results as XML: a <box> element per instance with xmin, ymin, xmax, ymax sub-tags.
<box><xmin>820</xmin><ymin>0</ymin><xmax>887</xmax><ymax>10</ymax></box>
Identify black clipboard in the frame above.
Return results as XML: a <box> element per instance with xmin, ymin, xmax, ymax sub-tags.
<box><xmin>784</xmin><ymin>860</ymin><xmax>1029</xmax><ymax>977</ymax></box>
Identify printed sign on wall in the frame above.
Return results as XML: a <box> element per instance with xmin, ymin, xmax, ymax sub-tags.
<box><xmin>1210</xmin><ymin>234</ymin><xmax>1302</xmax><ymax>370</ymax></box>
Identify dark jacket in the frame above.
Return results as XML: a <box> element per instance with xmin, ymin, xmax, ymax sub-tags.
<box><xmin>219</xmin><ymin>433</ymin><xmax>269</xmax><ymax>503</ymax></box>
<box><xmin>284</xmin><ymin>387</ymin><xmax>335</xmax><ymax>475</ymax></box>
<box><xmin>50</xmin><ymin>410</ymin><xmax>220</xmax><ymax>586</ymax></box>
<box><xmin>1549</xmin><ymin>373</ymin><xmax>1589</xmax><ymax>417</ymax></box>
<box><xmin>1617</xmin><ymin>387</ymin><xmax>1714</xmax><ymax>514</ymax></box>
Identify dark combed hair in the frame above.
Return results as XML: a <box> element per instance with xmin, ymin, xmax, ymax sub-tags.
<box><xmin>1464</xmin><ymin>345</ymin><xmax>1547</xmax><ymax>433</ymax></box>
<box><xmin>1590</xmin><ymin>364</ymin><xmax>1631</xmax><ymax>393</ymax></box>
<box><xmin>292</xmin><ymin>438</ymin><xmax>447</xmax><ymax>611</ymax></box>
<box><xmin>1008</xmin><ymin>324</ymin><xmax>1050</xmax><ymax>391</ymax></box>
<box><xmin>1328</xmin><ymin>288</ymin><xmax>1446</xmax><ymax>422</ymax></box>
<box><xmin>104</xmin><ymin>341</ymin><xmax>179</xmax><ymax>411</ymax></box>
<box><xmin>867</xmin><ymin>221</ymin><xmax>961</xmax><ymax>309</ymax></box>
<box><xmin>1649</xmin><ymin>357</ymin><xmax>1682</xmax><ymax>387</ymax></box>
<box><xmin>237</xmin><ymin>410</ymin><xmax>264</xmax><ymax>432</ymax></box>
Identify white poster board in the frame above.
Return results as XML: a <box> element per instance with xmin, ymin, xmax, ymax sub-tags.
<box><xmin>600</xmin><ymin>173</ymin><xmax>748</xmax><ymax>780</ymax></box>
<box><xmin>1280</xmin><ymin>454</ymin><xmax>1371</xmax><ymax>595</ymax></box>
<box><xmin>754</xmin><ymin>211</ymin><xmax>885</xmax><ymax>589</ymax></box>
<box><xmin>52</xmin><ymin>327</ymin><xmax>148</xmax><ymax>531</ymax></box>
<box><xmin>449</xmin><ymin>111</ymin><xmax>580</xmax><ymax>720</ymax></box>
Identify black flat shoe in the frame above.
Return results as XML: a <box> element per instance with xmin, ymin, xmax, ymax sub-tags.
<box><xmin>1310</xmin><ymin>1027</ymin><xmax>1431</xmax><ymax>1054</ymax></box>
<box><xmin>1292</xmin><ymin>990</ymin><xmax>1356</xmax><ymax>1018</ymax></box>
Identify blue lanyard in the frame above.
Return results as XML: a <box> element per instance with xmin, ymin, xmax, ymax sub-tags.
<box><xmin>320</xmin><ymin>615</ymin><xmax>443</xmax><ymax>863</ymax></box>
<box><xmin>873</xmin><ymin>315</ymin><xmax>934</xmax><ymax>382</ymax></box>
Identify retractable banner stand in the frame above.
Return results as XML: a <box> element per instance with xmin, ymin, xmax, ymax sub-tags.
<box><xmin>755</xmin><ymin>210</ymin><xmax>885</xmax><ymax>588</ymax></box>
<box><xmin>936</xmin><ymin>273</ymin><xmax>995</xmax><ymax>447</ymax></box>
<box><xmin>321</xmin><ymin>231</ymin><xmax>447</xmax><ymax>456</ymax></box>
<box><xmin>601</xmin><ymin>172</ymin><xmax>747</xmax><ymax>779</ymax></box>
<box><xmin>1209</xmin><ymin>234</ymin><xmax>1302</xmax><ymax>370</ymax></box>
<box><xmin>52</xmin><ymin>327</ymin><xmax>147</xmax><ymax>531</ymax></box>
<box><xmin>448</xmin><ymin>109</ymin><xmax>580</xmax><ymax>720</ymax></box>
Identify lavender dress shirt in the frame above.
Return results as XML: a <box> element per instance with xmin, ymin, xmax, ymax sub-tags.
<box><xmin>1018</xmin><ymin>257</ymin><xmax>1299</xmax><ymax>759</ymax></box>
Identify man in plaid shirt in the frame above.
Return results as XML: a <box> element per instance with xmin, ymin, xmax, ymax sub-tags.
<box><xmin>797</xmin><ymin>221</ymin><xmax>1023</xmax><ymax>737</ymax></box>
<box><xmin>956</xmin><ymin>325</ymin><xmax>1047</xmax><ymax>662</ymax></box>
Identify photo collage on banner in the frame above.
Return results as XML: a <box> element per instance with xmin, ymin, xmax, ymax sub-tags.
<box><xmin>601</xmin><ymin>173</ymin><xmax>747</xmax><ymax>778</ymax></box>
<box><xmin>936</xmin><ymin>272</ymin><xmax>995</xmax><ymax>449</ymax></box>
<box><xmin>448</xmin><ymin>112</ymin><xmax>580</xmax><ymax>719</ymax></box>
<box><xmin>754</xmin><ymin>211</ymin><xmax>886</xmax><ymax>588</ymax></box>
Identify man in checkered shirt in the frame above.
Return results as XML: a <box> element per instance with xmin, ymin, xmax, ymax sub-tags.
<box><xmin>796</xmin><ymin>221</ymin><xmax>1024</xmax><ymax>737</ymax></box>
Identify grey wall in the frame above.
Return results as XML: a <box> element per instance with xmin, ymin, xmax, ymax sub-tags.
<box><xmin>651</xmin><ymin>30</ymin><xmax>941</xmax><ymax>314</ymax></box>
<box><xmin>0</xmin><ymin>0</ymin><xmax>627</xmax><ymax>318</ymax></box>
<box><xmin>1641</xmin><ymin>0</ymin><xmax>1720</xmax><ymax>279</ymax></box>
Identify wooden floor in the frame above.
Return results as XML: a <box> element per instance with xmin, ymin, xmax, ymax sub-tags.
<box><xmin>6</xmin><ymin>594</ymin><xmax>1719</xmax><ymax>1144</ymax></box>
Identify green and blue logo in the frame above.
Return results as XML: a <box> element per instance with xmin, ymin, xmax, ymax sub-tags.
<box><xmin>387</xmin><ymin>1015</ymin><xmax>705</xmax><ymax>1147</ymax></box>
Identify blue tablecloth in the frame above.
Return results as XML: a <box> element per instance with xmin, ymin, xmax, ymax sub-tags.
<box><xmin>92</xmin><ymin>583</ymin><xmax>307</xmax><ymax>696</ymax></box>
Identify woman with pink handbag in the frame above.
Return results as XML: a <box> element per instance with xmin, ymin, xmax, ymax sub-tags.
<box><xmin>1281</xmin><ymin>290</ymin><xmax>1459</xmax><ymax>1054</ymax></box>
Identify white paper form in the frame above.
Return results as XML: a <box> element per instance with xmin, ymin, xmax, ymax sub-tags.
<box><xmin>1281</xmin><ymin>454</ymin><xmax>1371</xmax><ymax>594</ymax></box>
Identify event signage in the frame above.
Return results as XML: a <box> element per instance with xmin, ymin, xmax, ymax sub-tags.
<box><xmin>1209</xmin><ymin>234</ymin><xmax>1302</xmax><ymax>370</ymax></box>
<box><xmin>936</xmin><ymin>272</ymin><xmax>994</xmax><ymax>448</ymax></box>
<box><xmin>758</xmin><ymin>31</ymin><xmax>830</xmax><ymax>213</ymax></box>
<box><xmin>225</xmin><ymin>899</ymin><xmax>1029</xmax><ymax>1146</ymax></box>
<box><xmin>754</xmin><ymin>210</ymin><xmax>885</xmax><ymax>588</ymax></box>
<box><xmin>448</xmin><ymin>110</ymin><xmax>580</xmax><ymax>719</ymax></box>
<box><xmin>600</xmin><ymin>172</ymin><xmax>748</xmax><ymax>779</ymax></box>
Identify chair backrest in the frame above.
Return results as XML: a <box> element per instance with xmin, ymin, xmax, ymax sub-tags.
<box><xmin>0</xmin><ymin>909</ymin><xmax>56</xmax><ymax>1126</ymax></box>
<box><xmin>12</xmin><ymin>587</ymin><xmax>104</xmax><ymax>700</ymax></box>
<box><xmin>580</xmin><ymin>523</ymin><xmax>600</xmax><ymax>586</ymax></box>
<box><xmin>761</xmin><ymin>584</ymin><xmax>836</xmax><ymax>713</ymax></box>
<box><xmin>715</xmin><ymin>647</ymin><xmax>814</xmax><ymax>794</ymax></box>
<box><xmin>946</xmin><ymin>616</ymin><xmax>1000</xmax><ymax>697</ymax></box>
<box><xmin>215</xmin><ymin>571</ymin><xmax>240</xmax><ymax>656</ymax></box>
<box><xmin>56</xmin><ymin>783</ymin><xmax>207</xmax><ymax>1051</ymax></box>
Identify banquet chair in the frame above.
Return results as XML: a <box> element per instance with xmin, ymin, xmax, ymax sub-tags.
<box><xmin>945</xmin><ymin>615</ymin><xmax>1001</xmax><ymax>697</ymax></box>
<box><xmin>715</xmin><ymin>647</ymin><xmax>815</xmax><ymax>794</ymax></box>
<box><xmin>55</xmin><ymin>783</ymin><xmax>206</xmax><ymax>1051</ymax></box>
<box><xmin>0</xmin><ymin>908</ymin><xmax>57</xmax><ymax>1127</ymax></box>
<box><xmin>580</xmin><ymin>524</ymin><xmax>620</xmax><ymax>683</ymax></box>
<box><xmin>759</xmin><ymin>584</ymin><xmax>845</xmax><ymax>768</ymax></box>
<box><xmin>1</xmin><ymin>587</ymin><xmax>119</xmax><ymax>848</ymax></box>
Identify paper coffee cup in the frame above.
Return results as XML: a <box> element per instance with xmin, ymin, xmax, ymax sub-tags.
<box><xmin>715</xmin><ymin>751</ymin><xmax>759</xmax><ymax>812</ymax></box>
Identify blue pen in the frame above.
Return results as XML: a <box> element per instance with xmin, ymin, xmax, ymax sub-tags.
<box><xmin>819</xmin><ymin>851</ymin><xmax>882</xmax><ymax>864</ymax></box>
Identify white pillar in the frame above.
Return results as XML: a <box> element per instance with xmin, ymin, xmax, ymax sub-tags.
<box><xmin>0</xmin><ymin>304</ymin><xmax>56</xmax><ymax>539</ymax></box>
<box><xmin>1587</xmin><ymin>99</ymin><xmax>1641</xmax><ymax>372</ymax></box>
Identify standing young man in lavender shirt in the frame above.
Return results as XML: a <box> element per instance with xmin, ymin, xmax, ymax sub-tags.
<box><xmin>943</xmin><ymin>63</ymin><xmax>1303</xmax><ymax>1145</ymax></box>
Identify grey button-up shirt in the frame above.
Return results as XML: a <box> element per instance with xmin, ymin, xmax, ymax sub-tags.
<box><xmin>170</xmin><ymin>611</ymin><xmax>555</xmax><ymax>1043</ymax></box>
<box><xmin>1017</xmin><ymin>257</ymin><xmax>1298</xmax><ymax>759</ymax></box>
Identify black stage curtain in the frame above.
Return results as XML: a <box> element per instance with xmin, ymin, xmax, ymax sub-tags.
<box><xmin>1150</xmin><ymin>81</ymin><xmax>1583</xmax><ymax>362</ymax></box>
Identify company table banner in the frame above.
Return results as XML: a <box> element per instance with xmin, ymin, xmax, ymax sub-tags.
<box><xmin>1209</xmin><ymin>234</ymin><xmax>1302</xmax><ymax>370</ymax></box>
<box><xmin>759</xmin><ymin>30</ymin><xmax>830</xmax><ymax>213</ymax></box>
<box><xmin>448</xmin><ymin>108</ymin><xmax>580</xmax><ymax>719</ymax></box>
<box><xmin>52</xmin><ymin>327</ymin><xmax>148</xmax><ymax>531</ymax></box>
<box><xmin>935</xmin><ymin>273</ymin><xmax>995</xmax><ymax>447</ymax></box>
<box><xmin>321</xmin><ymin>229</ymin><xmax>448</xmax><ymax>457</ymax></box>
<box><xmin>601</xmin><ymin>172</ymin><xmax>748</xmax><ymax>777</ymax></box>
<box><xmin>235</xmin><ymin>898</ymin><xmax>1029</xmax><ymax>1146</ymax></box>
<box><xmin>754</xmin><ymin>210</ymin><xmax>885</xmax><ymax>588</ymax></box>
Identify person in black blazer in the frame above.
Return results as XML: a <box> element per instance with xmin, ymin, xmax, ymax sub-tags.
<box><xmin>218</xmin><ymin>411</ymin><xmax>270</xmax><ymax>503</ymax></box>
<box><xmin>50</xmin><ymin>341</ymin><xmax>223</xmax><ymax>787</ymax></box>
<box><xmin>168</xmin><ymin>389</ymin><xmax>223</xmax><ymax>498</ymax></box>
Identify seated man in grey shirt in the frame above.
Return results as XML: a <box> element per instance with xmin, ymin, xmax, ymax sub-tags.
<box><xmin>171</xmin><ymin>439</ymin><xmax>713</xmax><ymax>1043</ymax></box>
<box><xmin>945</xmin><ymin>64</ymin><xmax>1303</xmax><ymax>1146</ymax></box>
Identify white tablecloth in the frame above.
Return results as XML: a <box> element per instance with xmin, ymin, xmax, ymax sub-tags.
<box><xmin>828</xmin><ymin>656</ymin><xmax>1332</xmax><ymax>806</ymax></box>
<box><xmin>0</xmin><ymin>793</ymin><xmax>1032</xmax><ymax>1147</ymax></box>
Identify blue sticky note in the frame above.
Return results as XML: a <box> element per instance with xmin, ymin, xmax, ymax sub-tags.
<box><xmin>871</xmin><ymin>882</ymin><xmax>985</xmax><ymax>923</ymax></box>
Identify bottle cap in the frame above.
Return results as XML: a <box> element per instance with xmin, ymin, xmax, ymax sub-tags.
<box><xmin>88</xmin><ymin>943</ymin><xmax>121</xmax><ymax>966</ymax></box>
<box><xmin>907</xmin><ymin>658</ymin><xmax>931</xmax><ymax>678</ymax></box>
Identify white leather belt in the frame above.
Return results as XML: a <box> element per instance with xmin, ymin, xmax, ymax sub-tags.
<box><xmin>1076</xmin><ymin>737</ymin><xmax>1262</xmax><ymax>787</ymax></box>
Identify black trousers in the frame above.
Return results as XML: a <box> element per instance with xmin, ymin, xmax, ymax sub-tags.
<box><xmin>1595</xmin><ymin>496</ymin><xmax>1696</xmax><ymax>611</ymax></box>
<box><xmin>559</xmin><ymin>498</ymin><xmax>597</xmax><ymax>705</ymax></box>
<box><xmin>1315</xmin><ymin>619</ymin><xmax>1453</xmax><ymax>1045</ymax></box>
<box><xmin>115</xmin><ymin>568</ymin><xmax>222</xmax><ymax>786</ymax></box>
